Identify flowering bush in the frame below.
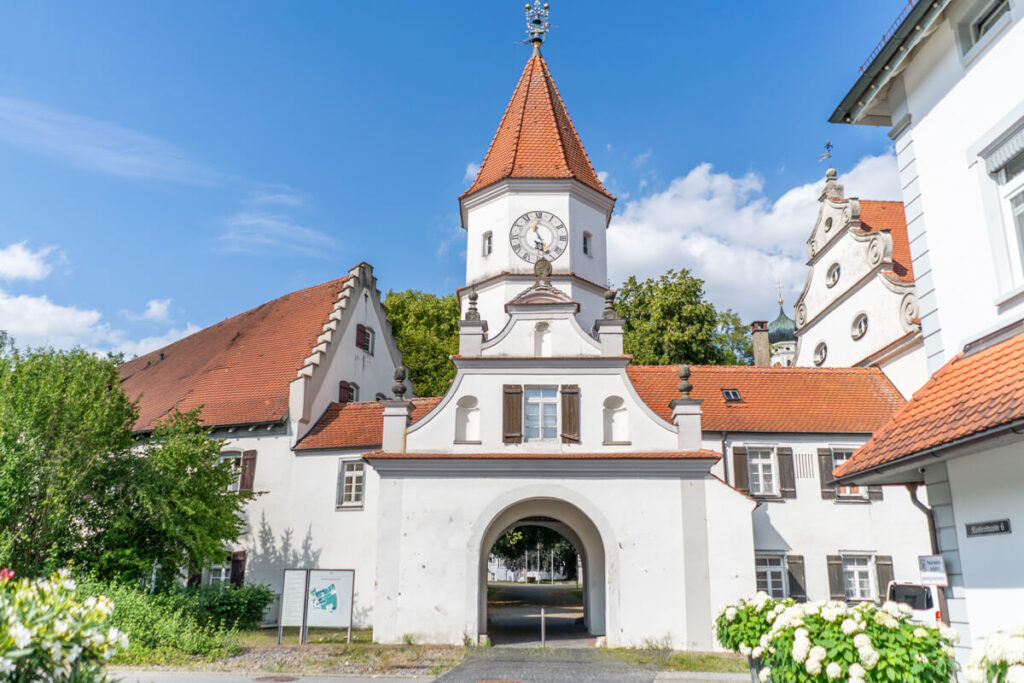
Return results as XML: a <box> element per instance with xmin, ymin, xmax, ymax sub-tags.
<box><xmin>0</xmin><ymin>568</ymin><xmax>128</xmax><ymax>681</ymax></box>
<box><xmin>715</xmin><ymin>593</ymin><xmax>959</xmax><ymax>682</ymax></box>
<box><xmin>965</xmin><ymin>625</ymin><xmax>1024</xmax><ymax>682</ymax></box>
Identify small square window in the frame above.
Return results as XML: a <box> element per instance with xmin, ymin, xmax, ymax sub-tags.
<box><xmin>722</xmin><ymin>389</ymin><xmax>742</xmax><ymax>402</ymax></box>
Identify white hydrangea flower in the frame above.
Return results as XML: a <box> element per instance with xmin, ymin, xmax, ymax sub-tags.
<box><xmin>809</xmin><ymin>645</ymin><xmax>827</xmax><ymax>662</ymax></box>
<box><xmin>938</xmin><ymin>623</ymin><xmax>961</xmax><ymax>644</ymax></box>
<box><xmin>739</xmin><ymin>643</ymin><xmax>751</xmax><ymax>656</ymax></box>
<box><xmin>0</xmin><ymin>659</ymin><xmax>14</xmax><ymax>674</ymax></box>
<box><xmin>1007</xmin><ymin>665</ymin><xmax>1024</xmax><ymax>683</ymax></box>
<box><xmin>10</xmin><ymin>622</ymin><xmax>32</xmax><ymax>649</ymax></box>
<box><xmin>915</xmin><ymin>653</ymin><xmax>929</xmax><ymax>664</ymax></box>
<box><xmin>758</xmin><ymin>666</ymin><xmax>772</xmax><ymax>683</ymax></box>
<box><xmin>726</xmin><ymin>607</ymin><xmax>738</xmax><ymax>622</ymax></box>
<box><xmin>752</xmin><ymin>646</ymin><xmax>764</xmax><ymax>658</ymax></box>
<box><xmin>54</xmin><ymin>619</ymin><xmax>69</xmax><ymax>635</ymax></box>
<box><xmin>848</xmin><ymin>663</ymin><xmax>866</xmax><ymax>678</ymax></box>
<box><xmin>853</xmin><ymin>633</ymin><xmax>872</xmax><ymax>649</ymax></box>
<box><xmin>793</xmin><ymin>638</ymin><xmax>810</xmax><ymax>663</ymax></box>
<box><xmin>806</xmin><ymin>657</ymin><xmax>823</xmax><ymax>675</ymax></box>
<box><xmin>841</xmin><ymin>618</ymin><xmax>860</xmax><ymax>635</ymax></box>
<box><xmin>913</xmin><ymin>627</ymin><xmax>928</xmax><ymax>639</ymax></box>
<box><xmin>1006</xmin><ymin>636</ymin><xmax>1024</xmax><ymax>664</ymax></box>
<box><xmin>858</xmin><ymin>646</ymin><xmax>880</xmax><ymax>669</ymax></box>
<box><xmin>825</xmin><ymin>661</ymin><xmax>842</xmax><ymax>678</ymax></box>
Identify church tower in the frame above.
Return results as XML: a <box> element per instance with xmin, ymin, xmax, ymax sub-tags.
<box><xmin>458</xmin><ymin>10</ymin><xmax>615</xmax><ymax>334</ymax></box>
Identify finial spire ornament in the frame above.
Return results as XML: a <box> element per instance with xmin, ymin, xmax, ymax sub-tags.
<box><xmin>776</xmin><ymin>280</ymin><xmax>784</xmax><ymax>307</ymax></box>
<box><xmin>602</xmin><ymin>289</ymin><xmax>618</xmax><ymax>319</ymax></box>
<box><xmin>677</xmin><ymin>364</ymin><xmax>693</xmax><ymax>397</ymax></box>
<box><xmin>524</xmin><ymin>1</ymin><xmax>551</xmax><ymax>50</ymax></box>
<box><xmin>392</xmin><ymin>367</ymin><xmax>407</xmax><ymax>399</ymax></box>
<box><xmin>818</xmin><ymin>140</ymin><xmax>834</xmax><ymax>162</ymax></box>
<box><xmin>465</xmin><ymin>289</ymin><xmax>480</xmax><ymax>321</ymax></box>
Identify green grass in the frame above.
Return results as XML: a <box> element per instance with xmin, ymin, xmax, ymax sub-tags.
<box><xmin>603</xmin><ymin>648</ymin><xmax>748</xmax><ymax>673</ymax></box>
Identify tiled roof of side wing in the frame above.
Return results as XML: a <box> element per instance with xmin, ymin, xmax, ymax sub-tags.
<box><xmin>860</xmin><ymin>200</ymin><xmax>914</xmax><ymax>283</ymax></box>
<box><xmin>295</xmin><ymin>398</ymin><xmax>442</xmax><ymax>450</ymax></box>
<box><xmin>836</xmin><ymin>331</ymin><xmax>1024</xmax><ymax>479</ymax></box>
<box><xmin>627</xmin><ymin>365</ymin><xmax>905</xmax><ymax>434</ymax></box>
<box><xmin>461</xmin><ymin>53</ymin><xmax>613</xmax><ymax>200</ymax></box>
<box><xmin>118</xmin><ymin>276</ymin><xmax>350</xmax><ymax>430</ymax></box>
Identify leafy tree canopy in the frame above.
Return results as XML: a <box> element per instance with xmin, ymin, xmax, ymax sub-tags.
<box><xmin>383</xmin><ymin>289</ymin><xmax>460</xmax><ymax>397</ymax></box>
<box><xmin>490</xmin><ymin>525</ymin><xmax>578</xmax><ymax>580</ymax></box>
<box><xmin>0</xmin><ymin>334</ymin><xmax>254</xmax><ymax>583</ymax></box>
<box><xmin>616</xmin><ymin>269</ymin><xmax>752</xmax><ymax>365</ymax></box>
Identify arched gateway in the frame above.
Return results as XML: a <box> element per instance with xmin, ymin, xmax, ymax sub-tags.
<box><xmin>475</xmin><ymin>495</ymin><xmax>610</xmax><ymax>641</ymax></box>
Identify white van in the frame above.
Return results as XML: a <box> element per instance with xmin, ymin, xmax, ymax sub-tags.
<box><xmin>886</xmin><ymin>582</ymin><xmax>942</xmax><ymax>624</ymax></box>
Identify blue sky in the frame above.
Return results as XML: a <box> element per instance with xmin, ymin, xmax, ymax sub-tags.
<box><xmin>0</xmin><ymin>1</ymin><xmax>906</xmax><ymax>353</ymax></box>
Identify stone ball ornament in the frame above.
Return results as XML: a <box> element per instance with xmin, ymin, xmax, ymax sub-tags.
<box><xmin>392</xmin><ymin>367</ymin><xmax>408</xmax><ymax>398</ymax></box>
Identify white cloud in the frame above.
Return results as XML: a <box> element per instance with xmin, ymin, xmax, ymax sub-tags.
<box><xmin>123</xmin><ymin>298</ymin><xmax>172</xmax><ymax>323</ymax></box>
<box><xmin>246</xmin><ymin>186</ymin><xmax>306</xmax><ymax>207</ymax></box>
<box><xmin>608</xmin><ymin>151</ymin><xmax>900</xmax><ymax>323</ymax></box>
<box><xmin>0</xmin><ymin>97</ymin><xmax>225</xmax><ymax>186</ymax></box>
<box><xmin>464</xmin><ymin>162</ymin><xmax>481</xmax><ymax>183</ymax></box>
<box><xmin>219</xmin><ymin>211</ymin><xmax>336</xmax><ymax>256</ymax></box>
<box><xmin>0</xmin><ymin>242</ymin><xmax>56</xmax><ymax>281</ymax></box>
<box><xmin>597</xmin><ymin>170</ymin><xmax>609</xmax><ymax>184</ymax></box>
<box><xmin>632</xmin><ymin>150</ymin><xmax>652</xmax><ymax>168</ymax></box>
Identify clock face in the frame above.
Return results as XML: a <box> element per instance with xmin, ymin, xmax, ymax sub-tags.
<box><xmin>509</xmin><ymin>211</ymin><xmax>568</xmax><ymax>263</ymax></box>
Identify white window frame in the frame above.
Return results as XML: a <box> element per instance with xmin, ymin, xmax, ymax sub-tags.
<box><xmin>337</xmin><ymin>459</ymin><xmax>366</xmax><ymax>509</ymax></box>
<box><xmin>208</xmin><ymin>554</ymin><xmax>231</xmax><ymax>586</ymax></box>
<box><xmin>582</xmin><ymin>231</ymin><xmax>593</xmax><ymax>256</ymax></box>
<box><xmin>998</xmin><ymin>151</ymin><xmax>1024</xmax><ymax>277</ymax></box>
<box><xmin>365</xmin><ymin>328</ymin><xmax>375</xmax><ymax>355</ymax></box>
<box><xmin>955</xmin><ymin>0</ymin><xmax>1013</xmax><ymax>62</ymax></box>
<box><xmin>826</xmin><ymin>262</ymin><xmax>841</xmax><ymax>288</ymax></box>
<box><xmin>747</xmin><ymin>447</ymin><xmax>778</xmax><ymax>497</ymax></box>
<box><xmin>831</xmin><ymin>448</ymin><xmax>867</xmax><ymax>499</ymax></box>
<box><xmin>971</xmin><ymin>0</ymin><xmax>1011</xmax><ymax>43</ymax></box>
<box><xmin>218</xmin><ymin>452</ymin><xmax>241</xmax><ymax>493</ymax></box>
<box><xmin>349</xmin><ymin>382</ymin><xmax>360</xmax><ymax>403</ymax></box>
<box><xmin>524</xmin><ymin>386</ymin><xmax>559</xmax><ymax>442</ymax></box>
<box><xmin>813</xmin><ymin>342</ymin><xmax>828</xmax><ymax>366</ymax></box>
<box><xmin>482</xmin><ymin>231</ymin><xmax>493</xmax><ymax>256</ymax></box>
<box><xmin>842</xmin><ymin>555</ymin><xmax>875</xmax><ymax>602</ymax></box>
<box><xmin>755</xmin><ymin>555</ymin><xmax>787</xmax><ymax>599</ymax></box>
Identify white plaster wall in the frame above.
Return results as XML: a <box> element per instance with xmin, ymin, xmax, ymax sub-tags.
<box><xmin>801</xmin><ymin>221</ymin><xmax>891</xmax><ymax>325</ymax></box>
<box><xmin>706</xmin><ymin>432</ymin><xmax>932</xmax><ymax>601</ymax></box>
<box><xmin>465</xmin><ymin>277</ymin><xmax>605</xmax><ymax>341</ymax></box>
<box><xmin>304</xmin><ymin>290</ymin><xmax>399</xmax><ymax>432</ymax></box>
<box><xmin>480</xmin><ymin>310</ymin><xmax>601</xmax><ymax>358</ymax></box>
<box><xmin>877</xmin><ymin>341</ymin><xmax>929</xmax><ymax>400</ymax></box>
<box><xmin>894</xmin><ymin>12</ymin><xmax>1024</xmax><ymax>363</ymax></box>
<box><xmin>796</xmin><ymin>277</ymin><xmax>914</xmax><ymax>369</ymax></box>
<box><xmin>371</xmin><ymin>472</ymin><xmax>752</xmax><ymax>649</ymax></box>
<box><xmin>705</xmin><ymin>481</ymin><xmax>759</xmax><ymax>617</ymax></box>
<box><xmin>221</xmin><ymin>433</ymin><xmax>380</xmax><ymax>628</ymax></box>
<box><xmin>946</xmin><ymin>441</ymin><xmax>1024</xmax><ymax>642</ymax></box>
<box><xmin>407</xmin><ymin>368</ymin><xmax>678</xmax><ymax>453</ymax></box>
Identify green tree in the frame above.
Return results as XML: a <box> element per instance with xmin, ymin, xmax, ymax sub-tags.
<box><xmin>615</xmin><ymin>269</ymin><xmax>750</xmax><ymax>365</ymax></box>
<box><xmin>85</xmin><ymin>409</ymin><xmax>254</xmax><ymax>586</ymax></box>
<box><xmin>490</xmin><ymin>526</ymin><xmax>578</xmax><ymax>580</ymax></box>
<box><xmin>0</xmin><ymin>335</ymin><xmax>255</xmax><ymax>582</ymax></box>
<box><xmin>383</xmin><ymin>289</ymin><xmax>460</xmax><ymax>396</ymax></box>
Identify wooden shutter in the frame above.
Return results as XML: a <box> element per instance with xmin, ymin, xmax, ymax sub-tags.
<box><xmin>827</xmin><ymin>555</ymin><xmax>846</xmax><ymax>601</ymax></box>
<box><xmin>818</xmin><ymin>449</ymin><xmax>836</xmax><ymax>500</ymax></box>
<box><xmin>786</xmin><ymin>555</ymin><xmax>807</xmax><ymax>602</ymax></box>
<box><xmin>867</xmin><ymin>486</ymin><xmax>884</xmax><ymax>501</ymax></box>
<box><xmin>875</xmin><ymin>555</ymin><xmax>894</xmax><ymax>602</ymax></box>
<box><xmin>239</xmin><ymin>450</ymin><xmax>257</xmax><ymax>492</ymax></box>
<box><xmin>355</xmin><ymin>324</ymin><xmax>368</xmax><ymax>350</ymax></box>
<box><xmin>229</xmin><ymin>550</ymin><xmax>246</xmax><ymax>588</ymax></box>
<box><xmin>502</xmin><ymin>385</ymin><xmax>523</xmax><ymax>444</ymax></box>
<box><xmin>338</xmin><ymin>380</ymin><xmax>351</xmax><ymax>403</ymax></box>
<box><xmin>186</xmin><ymin>572</ymin><xmax>202</xmax><ymax>587</ymax></box>
<box><xmin>732</xmin><ymin>447</ymin><xmax>749</xmax><ymax>494</ymax></box>
<box><xmin>560</xmin><ymin>385</ymin><xmax>580</xmax><ymax>443</ymax></box>
<box><xmin>778</xmin><ymin>447</ymin><xmax>796</xmax><ymax>499</ymax></box>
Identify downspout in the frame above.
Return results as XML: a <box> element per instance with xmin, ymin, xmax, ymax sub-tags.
<box><xmin>721</xmin><ymin>431</ymin><xmax>729</xmax><ymax>482</ymax></box>
<box><xmin>905</xmin><ymin>483</ymin><xmax>950</xmax><ymax>626</ymax></box>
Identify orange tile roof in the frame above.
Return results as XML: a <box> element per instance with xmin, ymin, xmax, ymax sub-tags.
<box><xmin>860</xmin><ymin>200</ymin><xmax>914</xmax><ymax>283</ymax></box>
<box><xmin>364</xmin><ymin>450</ymin><xmax>719</xmax><ymax>460</ymax></box>
<box><xmin>461</xmin><ymin>52</ymin><xmax>613</xmax><ymax>201</ymax></box>
<box><xmin>836</xmin><ymin>330</ymin><xmax>1024</xmax><ymax>479</ymax></box>
<box><xmin>627</xmin><ymin>365</ymin><xmax>905</xmax><ymax>434</ymax></box>
<box><xmin>294</xmin><ymin>398</ymin><xmax>442</xmax><ymax>451</ymax></box>
<box><xmin>119</xmin><ymin>276</ymin><xmax>350</xmax><ymax>430</ymax></box>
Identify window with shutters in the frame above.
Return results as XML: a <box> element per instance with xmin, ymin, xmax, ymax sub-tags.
<box><xmin>747</xmin><ymin>448</ymin><xmax>778</xmax><ymax>497</ymax></box>
<box><xmin>336</xmin><ymin>460</ymin><xmax>365</xmax><ymax>509</ymax></box>
<box><xmin>207</xmin><ymin>553</ymin><xmax>231</xmax><ymax>585</ymax></box>
<box><xmin>843</xmin><ymin>556</ymin><xmax>874</xmax><ymax>601</ymax></box>
<box><xmin>349</xmin><ymin>382</ymin><xmax>360</xmax><ymax>403</ymax></box>
<box><xmin>524</xmin><ymin>387</ymin><xmax>558</xmax><ymax>441</ymax></box>
<box><xmin>355</xmin><ymin>324</ymin><xmax>375</xmax><ymax>354</ymax></box>
<box><xmin>218</xmin><ymin>452</ymin><xmax>241</xmax><ymax>493</ymax></box>
<box><xmin>756</xmin><ymin>555</ymin><xmax>787</xmax><ymax>598</ymax></box>
<box><xmin>832</xmin><ymin>449</ymin><xmax>864</xmax><ymax>498</ymax></box>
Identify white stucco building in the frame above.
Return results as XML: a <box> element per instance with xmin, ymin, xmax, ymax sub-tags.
<box><xmin>791</xmin><ymin>169</ymin><xmax>928</xmax><ymax>398</ymax></box>
<box><xmin>119</xmin><ymin>23</ymin><xmax>934</xmax><ymax>651</ymax></box>
<box><xmin>831</xmin><ymin>0</ymin><xmax>1024</xmax><ymax>663</ymax></box>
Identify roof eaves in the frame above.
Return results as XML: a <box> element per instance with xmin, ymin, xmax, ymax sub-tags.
<box><xmin>829</xmin><ymin>0</ymin><xmax>950</xmax><ymax>125</ymax></box>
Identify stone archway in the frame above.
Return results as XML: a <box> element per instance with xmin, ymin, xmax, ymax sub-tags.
<box><xmin>476</xmin><ymin>497</ymin><xmax>607</xmax><ymax>643</ymax></box>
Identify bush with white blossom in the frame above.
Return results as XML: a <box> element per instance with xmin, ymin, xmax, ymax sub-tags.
<box><xmin>965</xmin><ymin>625</ymin><xmax>1024</xmax><ymax>682</ymax></box>
<box><xmin>715</xmin><ymin>593</ymin><xmax>959</xmax><ymax>682</ymax></box>
<box><xmin>0</xmin><ymin>568</ymin><xmax>128</xmax><ymax>681</ymax></box>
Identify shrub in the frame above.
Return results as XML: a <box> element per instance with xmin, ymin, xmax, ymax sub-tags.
<box><xmin>715</xmin><ymin>593</ymin><xmax>960</xmax><ymax>682</ymax></box>
<box><xmin>175</xmin><ymin>583</ymin><xmax>275</xmax><ymax>631</ymax></box>
<box><xmin>77</xmin><ymin>579</ymin><xmax>236</xmax><ymax>662</ymax></box>
<box><xmin>965</xmin><ymin>626</ymin><xmax>1024</xmax><ymax>682</ymax></box>
<box><xmin>0</xmin><ymin>568</ymin><xmax>128</xmax><ymax>681</ymax></box>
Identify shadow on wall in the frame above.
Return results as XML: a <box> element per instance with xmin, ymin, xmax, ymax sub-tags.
<box><xmin>247</xmin><ymin>512</ymin><xmax>323</xmax><ymax>581</ymax></box>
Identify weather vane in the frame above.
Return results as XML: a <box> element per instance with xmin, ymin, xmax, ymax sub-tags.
<box><xmin>818</xmin><ymin>140</ymin><xmax>834</xmax><ymax>162</ymax></box>
<box><xmin>524</xmin><ymin>1</ymin><xmax>551</xmax><ymax>46</ymax></box>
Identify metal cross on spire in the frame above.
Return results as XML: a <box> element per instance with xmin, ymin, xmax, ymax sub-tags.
<box><xmin>524</xmin><ymin>1</ymin><xmax>551</xmax><ymax>48</ymax></box>
<box><xmin>776</xmin><ymin>280</ymin><xmax>784</xmax><ymax>306</ymax></box>
<box><xmin>818</xmin><ymin>140</ymin><xmax>834</xmax><ymax>162</ymax></box>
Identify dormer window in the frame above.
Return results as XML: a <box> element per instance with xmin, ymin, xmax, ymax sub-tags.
<box><xmin>583</xmin><ymin>231</ymin><xmax>593</xmax><ymax>256</ymax></box>
<box><xmin>482</xmin><ymin>231</ymin><xmax>493</xmax><ymax>256</ymax></box>
<box><xmin>722</xmin><ymin>389</ymin><xmax>742</xmax><ymax>402</ymax></box>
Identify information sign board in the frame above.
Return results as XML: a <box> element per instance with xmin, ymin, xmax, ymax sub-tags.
<box><xmin>306</xmin><ymin>569</ymin><xmax>355</xmax><ymax>630</ymax></box>
<box><xmin>280</xmin><ymin>569</ymin><xmax>308</xmax><ymax>627</ymax></box>
<box><xmin>918</xmin><ymin>555</ymin><xmax>949</xmax><ymax>587</ymax></box>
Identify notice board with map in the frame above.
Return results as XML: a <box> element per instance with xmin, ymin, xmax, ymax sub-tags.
<box><xmin>278</xmin><ymin>568</ymin><xmax>355</xmax><ymax>643</ymax></box>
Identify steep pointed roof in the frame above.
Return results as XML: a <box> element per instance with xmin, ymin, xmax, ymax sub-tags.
<box><xmin>461</xmin><ymin>50</ymin><xmax>614</xmax><ymax>201</ymax></box>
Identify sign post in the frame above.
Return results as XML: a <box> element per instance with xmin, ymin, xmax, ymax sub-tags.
<box><xmin>279</xmin><ymin>568</ymin><xmax>355</xmax><ymax>644</ymax></box>
<box><xmin>918</xmin><ymin>555</ymin><xmax>949</xmax><ymax>587</ymax></box>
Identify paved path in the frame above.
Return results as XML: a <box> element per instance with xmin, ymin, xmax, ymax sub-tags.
<box><xmin>113</xmin><ymin>673</ymin><xmax>430</xmax><ymax>682</ymax></box>
<box><xmin>486</xmin><ymin>583</ymin><xmax>592</xmax><ymax>648</ymax></box>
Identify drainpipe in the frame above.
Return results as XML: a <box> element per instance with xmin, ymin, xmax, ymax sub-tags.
<box><xmin>905</xmin><ymin>483</ymin><xmax>950</xmax><ymax>626</ymax></box>
<box><xmin>721</xmin><ymin>432</ymin><xmax>729</xmax><ymax>482</ymax></box>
